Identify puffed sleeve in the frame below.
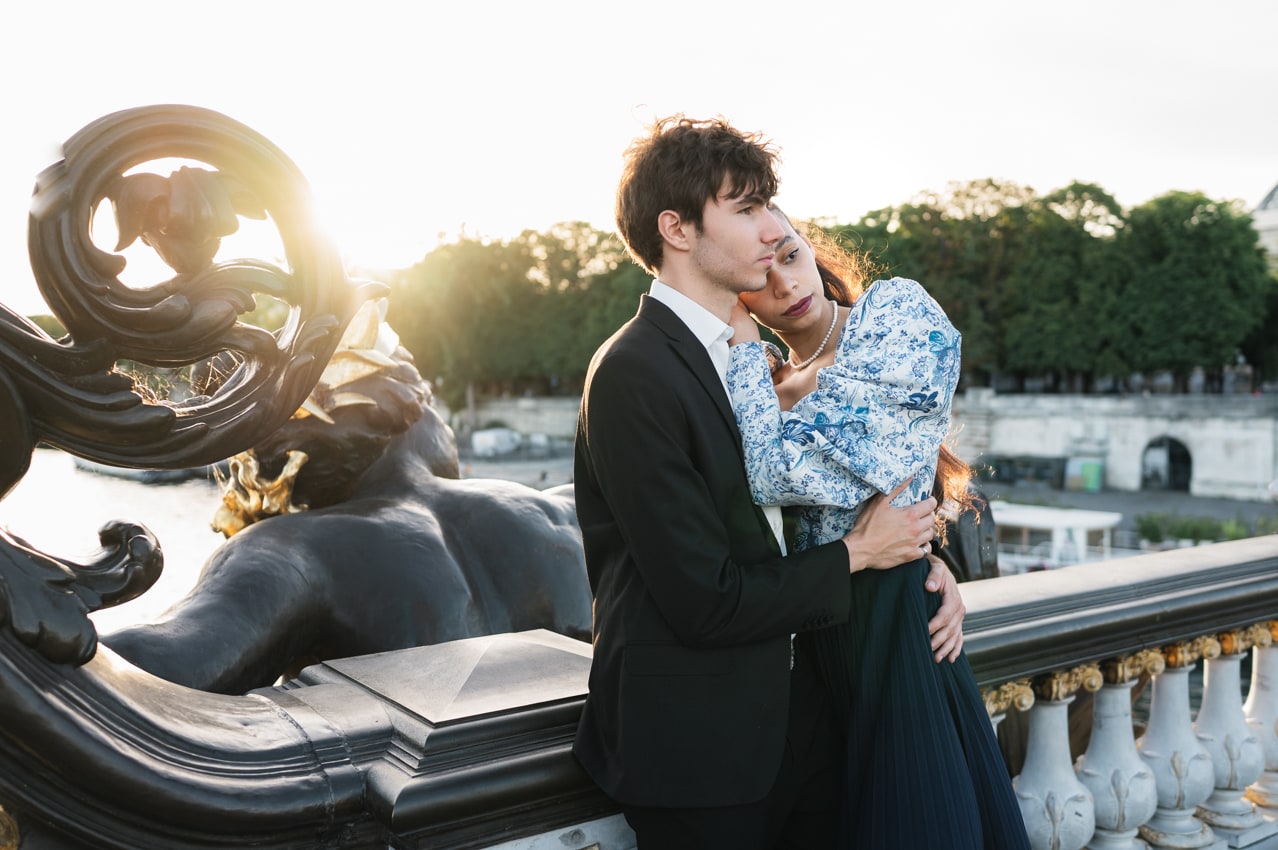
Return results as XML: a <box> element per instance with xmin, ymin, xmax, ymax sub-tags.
<box><xmin>726</xmin><ymin>277</ymin><xmax>961</xmax><ymax>509</ymax></box>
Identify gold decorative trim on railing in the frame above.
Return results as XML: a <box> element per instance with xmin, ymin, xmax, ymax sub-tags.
<box><xmin>1032</xmin><ymin>662</ymin><xmax>1102</xmax><ymax>702</ymax></box>
<box><xmin>1102</xmin><ymin>647</ymin><xmax>1166</xmax><ymax>684</ymax></box>
<box><xmin>1162</xmin><ymin>635</ymin><xmax>1221</xmax><ymax>668</ymax></box>
<box><xmin>1217</xmin><ymin>624</ymin><xmax>1272</xmax><ymax>656</ymax></box>
<box><xmin>1248</xmin><ymin>621</ymin><xmax>1274</xmax><ymax>648</ymax></box>
<box><xmin>983</xmin><ymin>678</ymin><xmax>1034</xmax><ymax>717</ymax></box>
<box><xmin>0</xmin><ymin>804</ymin><xmax>19</xmax><ymax>850</ymax></box>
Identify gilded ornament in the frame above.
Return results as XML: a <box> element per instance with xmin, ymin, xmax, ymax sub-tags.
<box><xmin>982</xmin><ymin>679</ymin><xmax>1034</xmax><ymax>717</ymax></box>
<box><xmin>1214</xmin><ymin>623</ymin><xmax>1273</xmax><ymax>656</ymax></box>
<box><xmin>1102</xmin><ymin>647</ymin><xmax>1166</xmax><ymax>684</ymax></box>
<box><xmin>1218</xmin><ymin>629</ymin><xmax>1245</xmax><ymax>657</ymax></box>
<box><xmin>212</xmin><ymin>450</ymin><xmax>309</xmax><ymax>537</ymax></box>
<box><xmin>211</xmin><ymin>298</ymin><xmax>405</xmax><ymax>538</ymax></box>
<box><xmin>1162</xmin><ymin>636</ymin><xmax>1221</xmax><ymax>668</ymax></box>
<box><xmin>1245</xmin><ymin>622</ymin><xmax>1274</xmax><ymax>650</ymax></box>
<box><xmin>0</xmin><ymin>805</ymin><xmax>18</xmax><ymax>850</ymax></box>
<box><xmin>1032</xmin><ymin>662</ymin><xmax>1103</xmax><ymax>702</ymax></box>
<box><xmin>296</xmin><ymin>299</ymin><xmax>402</xmax><ymax>423</ymax></box>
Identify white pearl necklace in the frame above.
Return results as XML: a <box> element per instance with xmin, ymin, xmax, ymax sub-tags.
<box><xmin>789</xmin><ymin>299</ymin><xmax>839</xmax><ymax>370</ymax></box>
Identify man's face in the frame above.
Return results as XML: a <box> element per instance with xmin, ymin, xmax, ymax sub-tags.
<box><xmin>687</xmin><ymin>181</ymin><xmax>785</xmax><ymax>297</ymax></box>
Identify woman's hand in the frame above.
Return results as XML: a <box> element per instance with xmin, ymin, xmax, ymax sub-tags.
<box><xmin>728</xmin><ymin>300</ymin><xmax>762</xmax><ymax>346</ymax></box>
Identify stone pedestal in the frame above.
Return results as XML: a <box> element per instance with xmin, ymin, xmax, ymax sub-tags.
<box><xmin>1195</xmin><ymin>647</ymin><xmax>1277</xmax><ymax>848</ymax></box>
<box><xmin>1138</xmin><ymin>663</ymin><xmax>1220</xmax><ymax>849</ymax></box>
<box><xmin>1245</xmin><ymin>641</ymin><xmax>1278</xmax><ymax>810</ymax></box>
<box><xmin>271</xmin><ymin>629</ymin><xmax>621</xmax><ymax>848</ymax></box>
<box><xmin>1016</xmin><ymin>697</ymin><xmax>1096</xmax><ymax>850</ymax></box>
<box><xmin>1077</xmin><ymin>680</ymin><xmax>1158</xmax><ymax>849</ymax></box>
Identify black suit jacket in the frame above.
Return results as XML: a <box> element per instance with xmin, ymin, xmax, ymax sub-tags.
<box><xmin>572</xmin><ymin>295</ymin><xmax>852</xmax><ymax>808</ymax></box>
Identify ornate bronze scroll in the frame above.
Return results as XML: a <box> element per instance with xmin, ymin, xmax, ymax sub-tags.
<box><xmin>0</xmin><ymin>105</ymin><xmax>378</xmax><ymax>663</ymax></box>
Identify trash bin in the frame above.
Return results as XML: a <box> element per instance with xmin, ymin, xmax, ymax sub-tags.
<box><xmin>1065</xmin><ymin>456</ymin><xmax>1104</xmax><ymax>492</ymax></box>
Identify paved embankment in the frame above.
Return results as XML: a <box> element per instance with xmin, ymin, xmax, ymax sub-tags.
<box><xmin>463</xmin><ymin>454</ymin><xmax>1278</xmax><ymax>541</ymax></box>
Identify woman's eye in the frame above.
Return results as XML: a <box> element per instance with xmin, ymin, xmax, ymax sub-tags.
<box><xmin>784</xmin><ymin>248</ymin><xmax>799</xmax><ymax>264</ymax></box>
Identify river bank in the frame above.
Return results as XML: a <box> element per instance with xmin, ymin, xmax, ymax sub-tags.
<box><xmin>461</xmin><ymin>451</ymin><xmax>1278</xmax><ymax>535</ymax></box>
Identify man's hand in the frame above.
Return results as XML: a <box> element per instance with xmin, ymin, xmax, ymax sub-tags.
<box><xmin>727</xmin><ymin>300</ymin><xmax>762</xmax><ymax>346</ymax></box>
<box><xmin>841</xmin><ymin>480</ymin><xmax>937</xmax><ymax>573</ymax></box>
<box><xmin>926</xmin><ymin>554</ymin><xmax>965</xmax><ymax>663</ymax></box>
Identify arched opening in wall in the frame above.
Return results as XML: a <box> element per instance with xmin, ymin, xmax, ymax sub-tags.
<box><xmin>1141</xmin><ymin>437</ymin><xmax>1192</xmax><ymax>491</ymax></box>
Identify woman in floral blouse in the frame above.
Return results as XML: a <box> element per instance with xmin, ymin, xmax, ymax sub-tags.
<box><xmin>725</xmin><ymin>210</ymin><xmax>1029</xmax><ymax>850</ymax></box>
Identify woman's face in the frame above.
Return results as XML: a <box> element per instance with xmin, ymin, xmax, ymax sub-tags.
<box><xmin>737</xmin><ymin>217</ymin><xmax>826</xmax><ymax>334</ymax></box>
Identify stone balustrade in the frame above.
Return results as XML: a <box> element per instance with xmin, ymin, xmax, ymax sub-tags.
<box><xmin>966</xmin><ymin>536</ymin><xmax>1278</xmax><ymax>850</ymax></box>
<box><xmin>1</xmin><ymin>537</ymin><xmax>1276</xmax><ymax>849</ymax></box>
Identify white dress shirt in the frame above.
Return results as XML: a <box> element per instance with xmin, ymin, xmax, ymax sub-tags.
<box><xmin>648</xmin><ymin>281</ymin><xmax>786</xmax><ymax>554</ymax></box>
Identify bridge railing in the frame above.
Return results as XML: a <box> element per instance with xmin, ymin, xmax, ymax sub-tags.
<box><xmin>2</xmin><ymin>535</ymin><xmax>1277</xmax><ymax>850</ymax></box>
<box><xmin>329</xmin><ymin>535</ymin><xmax>1278</xmax><ymax>850</ymax></box>
<box><xmin>966</xmin><ymin>535</ymin><xmax>1278</xmax><ymax>850</ymax></box>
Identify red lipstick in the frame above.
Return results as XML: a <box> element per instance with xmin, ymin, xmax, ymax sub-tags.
<box><xmin>783</xmin><ymin>295</ymin><xmax>813</xmax><ymax>319</ymax></box>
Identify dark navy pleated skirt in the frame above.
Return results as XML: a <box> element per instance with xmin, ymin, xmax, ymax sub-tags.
<box><xmin>811</xmin><ymin>558</ymin><xmax>1031</xmax><ymax>850</ymax></box>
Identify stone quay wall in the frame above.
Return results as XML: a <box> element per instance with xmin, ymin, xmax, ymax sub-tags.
<box><xmin>954</xmin><ymin>389</ymin><xmax>1278</xmax><ymax>502</ymax></box>
<box><xmin>451</xmin><ymin>391</ymin><xmax>1278</xmax><ymax>502</ymax></box>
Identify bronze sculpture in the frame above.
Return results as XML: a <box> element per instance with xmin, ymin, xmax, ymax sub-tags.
<box><xmin>0</xmin><ymin>104</ymin><xmax>375</xmax><ymax>665</ymax></box>
<box><xmin>0</xmin><ymin>105</ymin><xmax>604</xmax><ymax>849</ymax></box>
<box><xmin>104</xmin><ymin>299</ymin><xmax>590</xmax><ymax>693</ymax></box>
<box><xmin>0</xmin><ymin>102</ymin><xmax>590</xmax><ymax>694</ymax></box>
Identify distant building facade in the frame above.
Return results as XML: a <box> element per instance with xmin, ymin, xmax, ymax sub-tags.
<box><xmin>954</xmin><ymin>389</ymin><xmax>1278</xmax><ymax>502</ymax></box>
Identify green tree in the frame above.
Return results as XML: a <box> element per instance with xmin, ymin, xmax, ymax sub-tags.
<box><xmin>387</xmin><ymin>223</ymin><xmax>648</xmax><ymax>409</ymax></box>
<box><xmin>25</xmin><ymin>313</ymin><xmax>66</xmax><ymax>338</ymax></box>
<box><xmin>1001</xmin><ymin>183</ymin><xmax>1126</xmax><ymax>390</ymax></box>
<box><xmin>510</xmin><ymin>222</ymin><xmax>635</xmax><ymax>390</ymax></box>
<box><xmin>574</xmin><ymin>259</ymin><xmax>650</xmax><ymax>362</ymax></box>
<box><xmin>388</xmin><ymin>236</ymin><xmax>532</xmax><ymax>410</ymax></box>
<box><xmin>836</xmin><ymin>179</ymin><xmax>1037</xmax><ymax>386</ymax></box>
<box><xmin>1117</xmin><ymin>192</ymin><xmax>1270</xmax><ymax>391</ymax></box>
<box><xmin>384</xmin><ymin>184</ymin><xmax>1274</xmax><ymax>405</ymax></box>
<box><xmin>1238</xmin><ymin>270</ymin><xmax>1278</xmax><ymax>391</ymax></box>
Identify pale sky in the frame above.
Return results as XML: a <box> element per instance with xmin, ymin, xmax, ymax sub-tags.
<box><xmin>3</xmin><ymin>0</ymin><xmax>1276</xmax><ymax>317</ymax></box>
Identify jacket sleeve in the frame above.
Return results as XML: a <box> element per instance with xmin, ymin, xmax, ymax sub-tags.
<box><xmin>726</xmin><ymin>277</ymin><xmax>961</xmax><ymax>510</ymax></box>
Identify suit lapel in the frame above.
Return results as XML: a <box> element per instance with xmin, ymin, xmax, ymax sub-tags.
<box><xmin>637</xmin><ymin>297</ymin><xmax>742</xmax><ymax>452</ymax></box>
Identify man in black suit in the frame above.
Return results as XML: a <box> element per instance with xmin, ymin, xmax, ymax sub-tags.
<box><xmin>572</xmin><ymin>116</ymin><xmax>965</xmax><ymax>849</ymax></box>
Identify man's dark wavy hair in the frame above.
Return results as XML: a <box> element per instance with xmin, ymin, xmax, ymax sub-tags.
<box><xmin>615</xmin><ymin>115</ymin><xmax>780</xmax><ymax>274</ymax></box>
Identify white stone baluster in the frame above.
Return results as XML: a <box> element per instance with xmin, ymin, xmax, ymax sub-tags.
<box><xmin>1244</xmin><ymin>623</ymin><xmax>1278</xmax><ymax>809</ymax></box>
<box><xmin>1195</xmin><ymin>626</ymin><xmax>1277</xmax><ymax>847</ymax></box>
<box><xmin>1014</xmin><ymin>665</ymin><xmax>1101</xmax><ymax>850</ymax></box>
<box><xmin>1137</xmin><ymin>638</ymin><xmax>1221</xmax><ymax>849</ymax></box>
<box><xmin>1076</xmin><ymin>651</ymin><xmax>1162</xmax><ymax>849</ymax></box>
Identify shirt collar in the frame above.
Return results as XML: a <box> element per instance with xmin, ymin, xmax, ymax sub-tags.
<box><xmin>648</xmin><ymin>280</ymin><xmax>732</xmax><ymax>352</ymax></box>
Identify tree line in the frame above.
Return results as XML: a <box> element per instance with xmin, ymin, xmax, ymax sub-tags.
<box><xmin>386</xmin><ymin>178</ymin><xmax>1277</xmax><ymax>409</ymax></box>
<box><xmin>835</xmin><ymin>180</ymin><xmax>1275</xmax><ymax>393</ymax></box>
<box><xmin>18</xmin><ymin>178</ymin><xmax>1268</xmax><ymax>417</ymax></box>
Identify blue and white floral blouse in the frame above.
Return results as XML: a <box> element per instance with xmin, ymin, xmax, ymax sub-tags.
<box><xmin>726</xmin><ymin>277</ymin><xmax>961</xmax><ymax>552</ymax></box>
